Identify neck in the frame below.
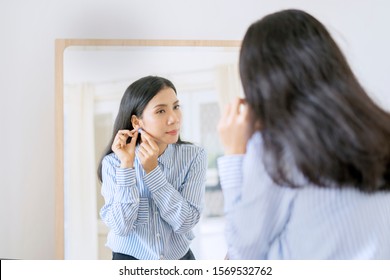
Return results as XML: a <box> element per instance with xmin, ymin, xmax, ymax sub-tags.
<box><xmin>158</xmin><ymin>143</ymin><xmax>168</xmax><ymax>156</ymax></box>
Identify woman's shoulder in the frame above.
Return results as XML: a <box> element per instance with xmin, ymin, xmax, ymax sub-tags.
<box><xmin>173</xmin><ymin>143</ymin><xmax>206</xmax><ymax>158</ymax></box>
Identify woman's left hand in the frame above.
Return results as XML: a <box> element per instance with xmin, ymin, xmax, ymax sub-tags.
<box><xmin>138</xmin><ymin>130</ymin><xmax>160</xmax><ymax>174</ymax></box>
<box><xmin>217</xmin><ymin>97</ymin><xmax>252</xmax><ymax>155</ymax></box>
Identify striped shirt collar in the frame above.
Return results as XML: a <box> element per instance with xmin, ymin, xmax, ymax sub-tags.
<box><xmin>157</xmin><ymin>144</ymin><xmax>174</xmax><ymax>168</ymax></box>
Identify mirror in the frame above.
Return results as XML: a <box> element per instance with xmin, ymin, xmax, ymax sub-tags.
<box><xmin>55</xmin><ymin>39</ymin><xmax>242</xmax><ymax>259</ymax></box>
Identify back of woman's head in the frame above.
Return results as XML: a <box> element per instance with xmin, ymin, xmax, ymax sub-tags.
<box><xmin>240</xmin><ymin>9</ymin><xmax>390</xmax><ymax>192</ymax></box>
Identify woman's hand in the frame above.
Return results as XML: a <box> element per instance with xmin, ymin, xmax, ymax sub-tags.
<box><xmin>111</xmin><ymin>129</ymin><xmax>139</xmax><ymax>168</ymax></box>
<box><xmin>138</xmin><ymin>130</ymin><xmax>160</xmax><ymax>174</ymax></box>
<box><xmin>217</xmin><ymin>97</ymin><xmax>252</xmax><ymax>155</ymax></box>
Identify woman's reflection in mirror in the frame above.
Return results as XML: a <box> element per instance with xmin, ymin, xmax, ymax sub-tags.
<box><xmin>97</xmin><ymin>76</ymin><xmax>207</xmax><ymax>260</ymax></box>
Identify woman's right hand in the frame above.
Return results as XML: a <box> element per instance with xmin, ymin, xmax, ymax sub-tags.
<box><xmin>217</xmin><ymin>97</ymin><xmax>252</xmax><ymax>155</ymax></box>
<box><xmin>111</xmin><ymin>129</ymin><xmax>139</xmax><ymax>168</ymax></box>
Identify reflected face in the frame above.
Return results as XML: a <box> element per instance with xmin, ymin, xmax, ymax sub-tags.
<box><xmin>138</xmin><ymin>87</ymin><xmax>182</xmax><ymax>145</ymax></box>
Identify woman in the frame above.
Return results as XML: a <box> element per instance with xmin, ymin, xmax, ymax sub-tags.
<box><xmin>98</xmin><ymin>76</ymin><xmax>207</xmax><ymax>260</ymax></box>
<box><xmin>218</xmin><ymin>9</ymin><xmax>390</xmax><ymax>259</ymax></box>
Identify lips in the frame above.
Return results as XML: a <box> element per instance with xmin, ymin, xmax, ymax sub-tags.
<box><xmin>166</xmin><ymin>130</ymin><xmax>179</xmax><ymax>135</ymax></box>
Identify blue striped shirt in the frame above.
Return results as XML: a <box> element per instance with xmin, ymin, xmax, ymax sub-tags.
<box><xmin>218</xmin><ymin>132</ymin><xmax>390</xmax><ymax>259</ymax></box>
<box><xmin>100</xmin><ymin>143</ymin><xmax>207</xmax><ymax>260</ymax></box>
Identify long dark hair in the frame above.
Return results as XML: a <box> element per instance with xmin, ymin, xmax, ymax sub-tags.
<box><xmin>239</xmin><ymin>9</ymin><xmax>390</xmax><ymax>192</ymax></box>
<box><xmin>97</xmin><ymin>75</ymin><xmax>187</xmax><ymax>182</ymax></box>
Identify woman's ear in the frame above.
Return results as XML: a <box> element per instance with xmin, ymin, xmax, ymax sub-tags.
<box><xmin>131</xmin><ymin>115</ymin><xmax>140</xmax><ymax>129</ymax></box>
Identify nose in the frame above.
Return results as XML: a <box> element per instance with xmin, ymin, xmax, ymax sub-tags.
<box><xmin>167</xmin><ymin>111</ymin><xmax>180</xmax><ymax>125</ymax></box>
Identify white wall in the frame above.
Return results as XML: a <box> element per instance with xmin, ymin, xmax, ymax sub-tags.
<box><xmin>0</xmin><ymin>0</ymin><xmax>389</xmax><ymax>259</ymax></box>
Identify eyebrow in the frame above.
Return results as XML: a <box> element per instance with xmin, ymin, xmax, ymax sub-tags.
<box><xmin>153</xmin><ymin>100</ymin><xmax>179</xmax><ymax>109</ymax></box>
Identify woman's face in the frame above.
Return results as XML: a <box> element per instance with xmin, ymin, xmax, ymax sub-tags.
<box><xmin>138</xmin><ymin>87</ymin><xmax>182</xmax><ymax>145</ymax></box>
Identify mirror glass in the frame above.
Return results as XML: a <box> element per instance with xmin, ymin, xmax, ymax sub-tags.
<box><xmin>59</xmin><ymin>40</ymin><xmax>242</xmax><ymax>259</ymax></box>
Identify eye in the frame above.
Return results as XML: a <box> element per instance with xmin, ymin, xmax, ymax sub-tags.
<box><xmin>174</xmin><ymin>104</ymin><xmax>181</xmax><ymax>110</ymax></box>
<box><xmin>156</xmin><ymin>109</ymin><xmax>165</xmax><ymax>114</ymax></box>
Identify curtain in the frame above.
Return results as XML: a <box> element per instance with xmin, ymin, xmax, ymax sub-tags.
<box><xmin>215</xmin><ymin>63</ymin><xmax>244</xmax><ymax>111</ymax></box>
<box><xmin>64</xmin><ymin>83</ymin><xmax>98</xmax><ymax>259</ymax></box>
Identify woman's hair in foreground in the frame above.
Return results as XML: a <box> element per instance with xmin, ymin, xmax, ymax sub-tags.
<box><xmin>239</xmin><ymin>9</ymin><xmax>390</xmax><ymax>192</ymax></box>
<box><xmin>97</xmin><ymin>75</ymin><xmax>186</xmax><ymax>182</ymax></box>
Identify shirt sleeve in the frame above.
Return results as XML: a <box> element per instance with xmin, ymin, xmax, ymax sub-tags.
<box><xmin>218</xmin><ymin>132</ymin><xmax>297</xmax><ymax>259</ymax></box>
<box><xmin>143</xmin><ymin>148</ymin><xmax>207</xmax><ymax>234</ymax></box>
<box><xmin>99</xmin><ymin>156</ymin><xmax>142</xmax><ymax>236</ymax></box>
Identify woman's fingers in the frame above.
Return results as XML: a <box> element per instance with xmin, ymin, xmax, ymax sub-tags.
<box><xmin>232</xmin><ymin>97</ymin><xmax>242</xmax><ymax>114</ymax></box>
<box><xmin>231</xmin><ymin>97</ymin><xmax>246</xmax><ymax>116</ymax></box>
<box><xmin>113</xmin><ymin>129</ymin><xmax>139</xmax><ymax>150</ymax></box>
<box><xmin>114</xmin><ymin>130</ymin><xmax>128</xmax><ymax>148</ymax></box>
<box><xmin>139</xmin><ymin>142</ymin><xmax>158</xmax><ymax>158</ymax></box>
<box><xmin>217</xmin><ymin>98</ymin><xmax>251</xmax><ymax>155</ymax></box>
<box><xmin>138</xmin><ymin>143</ymin><xmax>149</xmax><ymax>154</ymax></box>
<box><xmin>122</xmin><ymin>131</ymin><xmax>138</xmax><ymax>155</ymax></box>
<box><xmin>138</xmin><ymin>142</ymin><xmax>158</xmax><ymax>173</ymax></box>
<box><xmin>139</xmin><ymin>130</ymin><xmax>159</xmax><ymax>152</ymax></box>
<box><xmin>117</xmin><ymin>129</ymin><xmax>132</xmax><ymax>137</ymax></box>
<box><xmin>223</xmin><ymin>97</ymin><xmax>244</xmax><ymax>125</ymax></box>
<box><xmin>222</xmin><ymin>102</ymin><xmax>232</xmax><ymax>120</ymax></box>
<box><xmin>128</xmin><ymin>130</ymin><xmax>138</xmax><ymax>145</ymax></box>
<box><xmin>238</xmin><ymin>101</ymin><xmax>249</xmax><ymax>122</ymax></box>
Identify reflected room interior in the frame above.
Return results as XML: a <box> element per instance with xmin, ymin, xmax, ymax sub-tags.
<box><xmin>57</xmin><ymin>40</ymin><xmax>242</xmax><ymax>259</ymax></box>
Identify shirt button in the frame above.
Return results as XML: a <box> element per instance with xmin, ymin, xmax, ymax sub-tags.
<box><xmin>160</xmin><ymin>255</ymin><xmax>164</xmax><ymax>260</ymax></box>
<box><xmin>156</xmin><ymin>233</ymin><xmax>160</xmax><ymax>238</ymax></box>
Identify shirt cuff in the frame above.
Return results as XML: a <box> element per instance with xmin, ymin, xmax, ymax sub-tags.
<box><xmin>143</xmin><ymin>166</ymin><xmax>166</xmax><ymax>193</ymax></box>
<box><xmin>115</xmin><ymin>167</ymin><xmax>136</xmax><ymax>187</ymax></box>
<box><xmin>217</xmin><ymin>155</ymin><xmax>244</xmax><ymax>190</ymax></box>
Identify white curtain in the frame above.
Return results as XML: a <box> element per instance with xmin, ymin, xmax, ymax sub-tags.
<box><xmin>215</xmin><ymin>63</ymin><xmax>244</xmax><ymax>111</ymax></box>
<box><xmin>64</xmin><ymin>83</ymin><xmax>98</xmax><ymax>259</ymax></box>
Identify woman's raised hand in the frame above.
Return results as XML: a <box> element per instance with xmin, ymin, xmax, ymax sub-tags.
<box><xmin>112</xmin><ymin>129</ymin><xmax>139</xmax><ymax>168</ymax></box>
<box><xmin>217</xmin><ymin>97</ymin><xmax>252</xmax><ymax>155</ymax></box>
<box><xmin>138</xmin><ymin>130</ymin><xmax>160</xmax><ymax>174</ymax></box>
